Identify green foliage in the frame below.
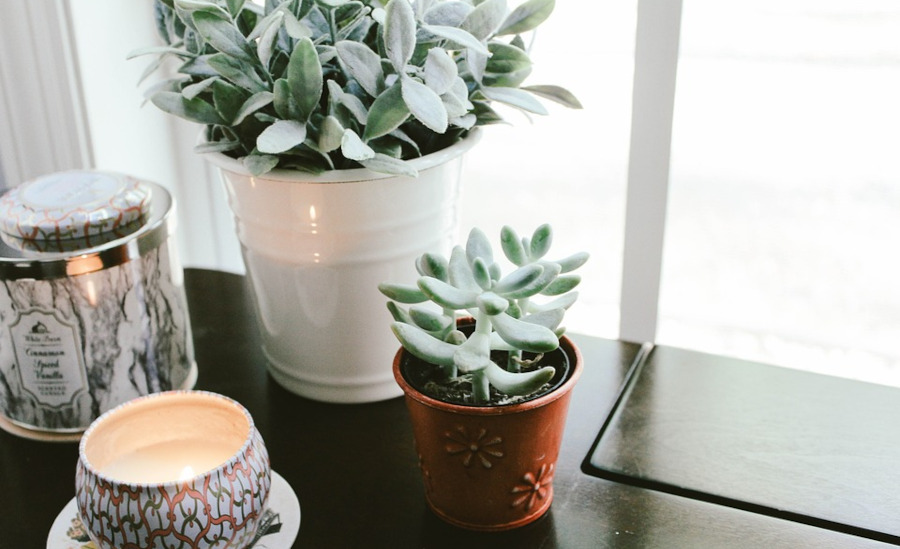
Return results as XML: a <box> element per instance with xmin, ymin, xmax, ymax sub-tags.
<box><xmin>380</xmin><ymin>224</ymin><xmax>587</xmax><ymax>404</ymax></box>
<box><xmin>133</xmin><ymin>0</ymin><xmax>579</xmax><ymax>176</ymax></box>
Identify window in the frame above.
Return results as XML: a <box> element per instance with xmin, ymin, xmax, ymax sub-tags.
<box><xmin>658</xmin><ymin>0</ymin><xmax>900</xmax><ymax>386</ymax></box>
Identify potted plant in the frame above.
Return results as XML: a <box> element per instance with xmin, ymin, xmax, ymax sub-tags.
<box><xmin>380</xmin><ymin>224</ymin><xmax>587</xmax><ymax>530</ymax></box>
<box><xmin>131</xmin><ymin>0</ymin><xmax>580</xmax><ymax>403</ymax></box>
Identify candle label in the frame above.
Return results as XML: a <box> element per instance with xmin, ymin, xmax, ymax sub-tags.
<box><xmin>10</xmin><ymin>308</ymin><xmax>88</xmax><ymax>409</ymax></box>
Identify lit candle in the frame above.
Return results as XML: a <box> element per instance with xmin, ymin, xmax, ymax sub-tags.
<box><xmin>76</xmin><ymin>391</ymin><xmax>272</xmax><ymax>549</ymax></box>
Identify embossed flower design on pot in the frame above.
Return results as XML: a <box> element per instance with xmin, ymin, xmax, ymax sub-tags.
<box><xmin>444</xmin><ymin>426</ymin><xmax>504</xmax><ymax>468</ymax></box>
<box><xmin>511</xmin><ymin>463</ymin><xmax>555</xmax><ymax>510</ymax></box>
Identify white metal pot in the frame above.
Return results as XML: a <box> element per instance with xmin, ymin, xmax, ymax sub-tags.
<box><xmin>206</xmin><ymin>131</ymin><xmax>480</xmax><ymax>403</ymax></box>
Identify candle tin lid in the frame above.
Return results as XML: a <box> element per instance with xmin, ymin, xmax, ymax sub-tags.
<box><xmin>0</xmin><ymin>172</ymin><xmax>174</xmax><ymax>280</ymax></box>
<box><xmin>0</xmin><ymin>171</ymin><xmax>151</xmax><ymax>247</ymax></box>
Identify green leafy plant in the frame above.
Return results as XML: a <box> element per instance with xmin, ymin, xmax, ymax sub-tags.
<box><xmin>380</xmin><ymin>224</ymin><xmax>588</xmax><ymax>405</ymax></box>
<box><xmin>131</xmin><ymin>0</ymin><xmax>580</xmax><ymax>176</ymax></box>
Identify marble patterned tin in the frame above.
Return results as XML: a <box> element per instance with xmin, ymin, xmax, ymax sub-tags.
<box><xmin>0</xmin><ymin>171</ymin><xmax>196</xmax><ymax>437</ymax></box>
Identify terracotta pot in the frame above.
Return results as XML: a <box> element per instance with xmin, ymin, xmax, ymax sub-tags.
<box><xmin>393</xmin><ymin>335</ymin><xmax>583</xmax><ymax>531</ymax></box>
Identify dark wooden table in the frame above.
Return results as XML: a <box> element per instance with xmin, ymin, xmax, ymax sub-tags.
<box><xmin>1</xmin><ymin>269</ymin><xmax>896</xmax><ymax>548</ymax></box>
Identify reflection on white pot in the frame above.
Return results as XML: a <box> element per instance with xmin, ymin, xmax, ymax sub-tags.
<box><xmin>207</xmin><ymin>131</ymin><xmax>481</xmax><ymax>403</ymax></box>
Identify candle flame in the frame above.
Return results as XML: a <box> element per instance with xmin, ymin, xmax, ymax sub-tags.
<box><xmin>178</xmin><ymin>465</ymin><xmax>196</xmax><ymax>481</ymax></box>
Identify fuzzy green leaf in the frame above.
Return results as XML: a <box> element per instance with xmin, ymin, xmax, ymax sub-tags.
<box><xmin>288</xmin><ymin>37</ymin><xmax>323</xmax><ymax>122</ymax></box>
<box><xmin>484</xmin><ymin>362</ymin><xmax>555</xmax><ymax>396</ymax></box>
<box><xmin>391</xmin><ymin>322</ymin><xmax>457</xmax><ymax>366</ymax></box>
<box><xmin>336</xmin><ymin>41</ymin><xmax>384</xmax><ymax>98</ymax></box>
<box><xmin>318</xmin><ymin>115</ymin><xmax>344</xmax><ymax>152</ymax></box>
<box><xmin>401</xmin><ymin>76</ymin><xmax>449</xmax><ymax>134</ymax></box>
<box><xmin>424</xmin><ymin>48</ymin><xmax>458</xmax><ymax>95</ymax></box>
<box><xmin>194</xmin><ymin>139</ymin><xmax>240</xmax><ymax>154</ymax></box>
<box><xmin>182</xmin><ymin>76</ymin><xmax>217</xmax><ymax>100</ymax></box>
<box><xmin>257</xmin><ymin>119</ymin><xmax>307</xmax><ymax>153</ymax></box>
<box><xmin>461</xmin><ymin>0</ymin><xmax>507</xmax><ymax>41</ymax></box>
<box><xmin>207</xmin><ymin>53</ymin><xmax>267</xmax><ymax>92</ymax></box>
<box><xmin>378</xmin><ymin>282</ymin><xmax>428</xmax><ymax>303</ymax></box>
<box><xmin>359</xmin><ymin>154</ymin><xmax>418</xmax><ymax>177</ymax></box>
<box><xmin>364</xmin><ymin>82</ymin><xmax>409</xmax><ymax>140</ymax></box>
<box><xmin>418</xmin><ymin>277</ymin><xmax>479</xmax><ymax>310</ymax></box>
<box><xmin>480</xmin><ymin>85</ymin><xmax>548</xmax><ymax>115</ymax></box>
<box><xmin>492</xmin><ymin>312</ymin><xmax>559</xmax><ymax>353</ymax></box>
<box><xmin>242</xmin><ymin>153</ymin><xmax>280</xmax><ymax>175</ymax></box>
<box><xmin>232</xmin><ymin>91</ymin><xmax>274</xmax><ymax>125</ymax></box>
<box><xmin>423</xmin><ymin>1</ymin><xmax>473</xmax><ymax>26</ymax></box>
<box><xmin>272</xmin><ymin>78</ymin><xmax>298</xmax><ymax>119</ymax></box>
<box><xmin>522</xmin><ymin>84</ymin><xmax>583</xmax><ymax>109</ymax></box>
<box><xmin>384</xmin><ymin>0</ymin><xmax>416</xmax><ymax>73</ymax></box>
<box><xmin>420</xmin><ymin>24</ymin><xmax>490</xmax><ymax>56</ymax></box>
<box><xmin>257</xmin><ymin>11</ymin><xmax>284</xmax><ymax>67</ymax></box>
<box><xmin>340</xmin><ymin>129</ymin><xmax>375</xmax><ymax>161</ymax></box>
<box><xmin>326</xmin><ymin>80</ymin><xmax>369</xmax><ymax>124</ymax></box>
<box><xmin>497</xmin><ymin>0</ymin><xmax>555</xmax><ymax>35</ymax></box>
<box><xmin>483</xmin><ymin>42</ymin><xmax>532</xmax><ymax>88</ymax></box>
<box><xmin>192</xmin><ymin>10</ymin><xmax>257</xmax><ymax>64</ymax></box>
<box><xmin>151</xmin><ymin>91</ymin><xmax>226</xmax><ymax>124</ymax></box>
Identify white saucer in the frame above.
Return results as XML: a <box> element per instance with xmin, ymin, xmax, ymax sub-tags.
<box><xmin>46</xmin><ymin>470</ymin><xmax>300</xmax><ymax>548</ymax></box>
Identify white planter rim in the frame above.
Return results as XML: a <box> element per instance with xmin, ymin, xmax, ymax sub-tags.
<box><xmin>204</xmin><ymin>128</ymin><xmax>482</xmax><ymax>184</ymax></box>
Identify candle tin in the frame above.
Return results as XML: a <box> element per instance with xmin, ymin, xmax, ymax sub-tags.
<box><xmin>0</xmin><ymin>171</ymin><xmax>196</xmax><ymax>438</ymax></box>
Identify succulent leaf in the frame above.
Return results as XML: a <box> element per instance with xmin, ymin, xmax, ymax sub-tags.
<box><xmin>410</xmin><ymin>306</ymin><xmax>453</xmax><ymax>332</ymax></box>
<box><xmin>529</xmin><ymin>223</ymin><xmax>552</xmax><ymax>259</ymax></box>
<box><xmin>448</xmin><ymin>246</ymin><xmax>480</xmax><ymax>292</ymax></box>
<box><xmin>484</xmin><ymin>362</ymin><xmax>555</xmax><ymax>396</ymax></box>
<box><xmin>526</xmin><ymin>291</ymin><xmax>578</xmax><ymax>312</ymax></box>
<box><xmin>492</xmin><ymin>312</ymin><xmax>559</xmax><ymax>353</ymax></box>
<box><xmin>419</xmin><ymin>277</ymin><xmax>479</xmax><ymax>309</ymax></box>
<box><xmin>476</xmin><ymin>292</ymin><xmax>509</xmax><ymax>316</ymax></box>
<box><xmin>391</xmin><ymin>322</ymin><xmax>457</xmax><ymax>366</ymax></box>
<box><xmin>378</xmin><ymin>282</ymin><xmax>428</xmax><ymax>303</ymax></box>
<box><xmin>520</xmin><ymin>308</ymin><xmax>565</xmax><ymax>331</ymax></box>
<box><xmin>541</xmin><ymin>274</ymin><xmax>581</xmax><ymax>296</ymax></box>
<box><xmin>555</xmin><ymin>251</ymin><xmax>590</xmax><ymax>273</ymax></box>
<box><xmin>500</xmin><ymin>226</ymin><xmax>527</xmax><ymax>265</ymax></box>
<box><xmin>465</xmin><ymin>227</ymin><xmax>493</xmax><ymax>266</ymax></box>
<box><xmin>453</xmin><ymin>331</ymin><xmax>491</xmax><ymax>373</ymax></box>
<box><xmin>416</xmin><ymin>252</ymin><xmax>449</xmax><ymax>281</ymax></box>
<box><xmin>493</xmin><ymin>264</ymin><xmax>543</xmax><ymax>296</ymax></box>
<box><xmin>472</xmin><ymin>257</ymin><xmax>493</xmax><ymax>291</ymax></box>
<box><xmin>503</xmin><ymin>261</ymin><xmax>560</xmax><ymax>299</ymax></box>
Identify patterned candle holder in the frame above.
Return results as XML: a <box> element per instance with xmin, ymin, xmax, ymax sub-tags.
<box><xmin>75</xmin><ymin>391</ymin><xmax>271</xmax><ymax>549</ymax></box>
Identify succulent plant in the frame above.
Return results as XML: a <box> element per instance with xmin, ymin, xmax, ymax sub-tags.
<box><xmin>130</xmin><ymin>0</ymin><xmax>580</xmax><ymax>177</ymax></box>
<box><xmin>380</xmin><ymin>224</ymin><xmax>588</xmax><ymax>405</ymax></box>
